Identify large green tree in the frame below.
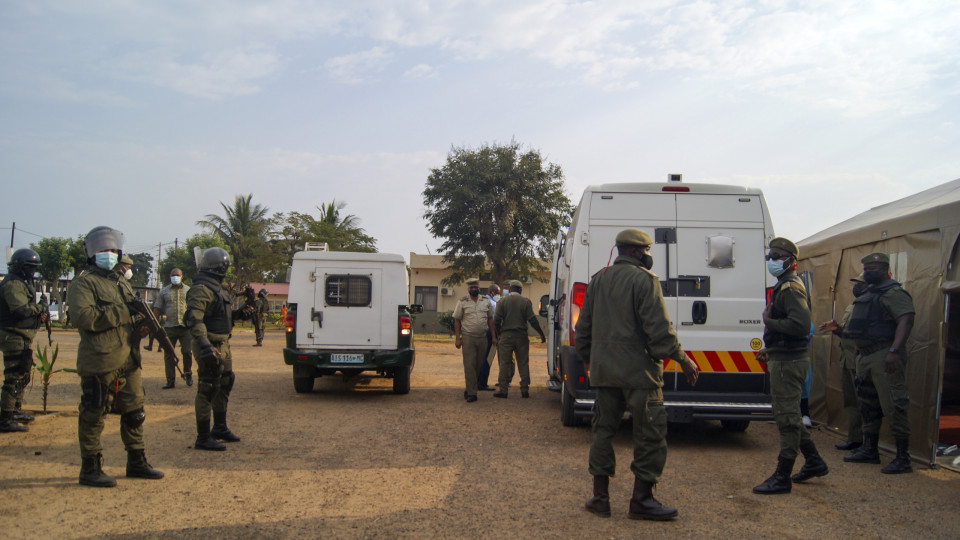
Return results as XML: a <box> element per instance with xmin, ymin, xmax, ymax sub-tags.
<box><xmin>271</xmin><ymin>200</ymin><xmax>377</xmax><ymax>262</ymax></box>
<box><xmin>196</xmin><ymin>194</ymin><xmax>273</xmax><ymax>291</ymax></box>
<box><xmin>423</xmin><ymin>141</ymin><xmax>573</xmax><ymax>285</ymax></box>
<box><xmin>128</xmin><ymin>252</ymin><xmax>154</xmax><ymax>287</ymax></box>
<box><xmin>66</xmin><ymin>235</ymin><xmax>88</xmax><ymax>276</ymax></box>
<box><xmin>29</xmin><ymin>237</ymin><xmax>72</xmax><ymax>314</ymax></box>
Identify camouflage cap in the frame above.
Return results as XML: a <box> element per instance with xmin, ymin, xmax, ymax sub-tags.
<box><xmin>861</xmin><ymin>252</ymin><xmax>890</xmax><ymax>265</ymax></box>
<box><xmin>465</xmin><ymin>278</ymin><xmax>480</xmax><ymax>286</ymax></box>
<box><xmin>615</xmin><ymin>228</ymin><xmax>653</xmax><ymax>247</ymax></box>
<box><xmin>850</xmin><ymin>273</ymin><xmax>865</xmax><ymax>282</ymax></box>
<box><xmin>120</xmin><ymin>255</ymin><xmax>133</xmax><ymax>265</ymax></box>
<box><xmin>509</xmin><ymin>279</ymin><xmax>523</xmax><ymax>289</ymax></box>
<box><xmin>769</xmin><ymin>237</ymin><xmax>798</xmax><ymax>257</ymax></box>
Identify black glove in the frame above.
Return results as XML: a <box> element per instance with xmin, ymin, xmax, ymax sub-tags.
<box><xmin>197</xmin><ymin>338</ymin><xmax>218</xmax><ymax>363</ymax></box>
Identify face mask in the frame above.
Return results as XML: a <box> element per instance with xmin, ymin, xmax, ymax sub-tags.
<box><xmin>170</xmin><ymin>276</ymin><xmax>182</xmax><ymax>285</ymax></box>
<box><xmin>639</xmin><ymin>253</ymin><xmax>654</xmax><ymax>270</ymax></box>
<box><xmin>95</xmin><ymin>252</ymin><xmax>118</xmax><ymax>270</ymax></box>
<box><xmin>469</xmin><ymin>289</ymin><xmax>479</xmax><ymax>298</ymax></box>
<box><xmin>767</xmin><ymin>258</ymin><xmax>787</xmax><ymax>277</ymax></box>
<box><xmin>123</xmin><ymin>268</ymin><xmax>133</xmax><ymax>280</ymax></box>
<box><xmin>491</xmin><ymin>294</ymin><xmax>501</xmax><ymax>302</ymax></box>
<box><xmin>862</xmin><ymin>269</ymin><xmax>884</xmax><ymax>284</ymax></box>
<box><xmin>852</xmin><ymin>282</ymin><xmax>868</xmax><ymax>297</ymax></box>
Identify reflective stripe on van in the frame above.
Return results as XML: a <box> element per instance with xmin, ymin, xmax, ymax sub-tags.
<box><xmin>665</xmin><ymin>351</ymin><xmax>766</xmax><ymax>373</ymax></box>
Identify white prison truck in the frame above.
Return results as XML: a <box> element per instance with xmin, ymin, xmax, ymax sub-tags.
<box><xmin>541</xmin><ymin>179</ymin><xmax>777</xmax><ymax>429</ymax></box>
<box><xmin>283</xmin><ymin>244</ymin><xmax>421</xmax><ymax>394</ymax></box>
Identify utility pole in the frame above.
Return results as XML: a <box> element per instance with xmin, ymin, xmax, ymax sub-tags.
<box><xmin>157</xmin><ymin>242</ymin><xmax>162</xmax><ymax>288</ymax></box>
<box><xmin>9</xmin><ymin>222</ymin><xmax>14</xmax><ymax>247</ymax></box>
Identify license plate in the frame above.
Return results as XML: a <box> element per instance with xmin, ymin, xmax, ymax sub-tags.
<box><xmin>330</xmin><ymin>353</ymin><xmax>364</xmax><ymax>363</ymax></box>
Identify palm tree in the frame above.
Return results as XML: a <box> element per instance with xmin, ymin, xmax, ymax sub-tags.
<box><xmin>196</xmin><ymin>194</ymin><xmax>272</xmax><ymax>287</ymax></box>
<box><xmin>313</xmin><ymin>200</ymin><xmax>377</xmax><ymax>252</ymax></box>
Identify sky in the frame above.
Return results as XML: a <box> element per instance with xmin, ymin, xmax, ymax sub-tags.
<box><xmin>2</xmin><ymin>1</ymin><xmax>958</xmax><ymax>279</ymax></box>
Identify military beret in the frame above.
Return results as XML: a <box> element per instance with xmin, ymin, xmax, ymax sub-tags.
<box><xmin>509</xmin><ymin>280</ymin><xmax>523</xmax><ymax>288</ymax></box>
<box><xmin>465</xmin><ymin>278</ymin><xmax>479</xmax><ymax>286</ymax></box>
<box><xmin>120</xmin><ymin>255</ymin><xmax>133</xmax><ymax>265</ymax></box>
<box><xmin>615</xmin><ymin>228</ymin><xmax>653</xmax><ymax>247</ymax></box>
<box><xmin>861</xmin><ymin>252</ymin><xmax>889</xmax><ymax>265</ymax></box>
<box><xmin>850</xmin><ymin>273</ymin><xmax>865</xmax><ymax>282</ymax></box>
<box><xmin>769</xmin><ymin>237</ymin><xmax>798</xmax><ymax>257</ymax></box>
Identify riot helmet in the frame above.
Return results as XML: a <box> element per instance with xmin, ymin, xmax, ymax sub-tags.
<box><xmin>259</xmin><ymin>288</ymin><xmax>268</xmax><ymax>298</ymax></box>
<box><xmin>8</xmin><ymin>248</ymin><xmax>42</xmax><ymax>280</ymax></box>
<box><xmin>83</xmin><ymin>226</ymin><xmax>125</xmax><ymax>258</ymax></box>
<box><xmin>195</xmin><ymin>247</ymin><xmax>231</xmax><ymax>278</ymax></box>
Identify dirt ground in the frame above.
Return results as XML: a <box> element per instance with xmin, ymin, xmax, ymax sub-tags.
<box><xmin>2</xmin><ymin>329</ymin><xmax>959</xmax><ymax>539</ymax></box>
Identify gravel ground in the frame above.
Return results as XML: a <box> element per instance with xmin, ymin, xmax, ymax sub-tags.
<box><xmin>2</xmin><ymin>330</ymin><xmax>958</xmax><ymax>539</ymax></box>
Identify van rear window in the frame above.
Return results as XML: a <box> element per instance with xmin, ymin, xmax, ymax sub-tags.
<box><xmin>325</xmin><ymin>275</ymin><xmax>372</xmax><ymax>307</ymax></box>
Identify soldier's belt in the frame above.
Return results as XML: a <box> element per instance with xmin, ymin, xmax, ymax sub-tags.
<box><xmin>858</xmin><ymin>341</ymin><xmax>893</xmax><ymax>356</ymax></box>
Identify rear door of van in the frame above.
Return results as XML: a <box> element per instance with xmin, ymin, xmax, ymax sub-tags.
<box><xmin>311</xmin><ymin>268</ymin><xmax>383</xmax><ymax>349</ymax></box>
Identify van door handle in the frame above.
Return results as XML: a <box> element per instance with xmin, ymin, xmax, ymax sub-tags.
<box><xmin>692</xmin><ymin>301</ymin><xmax>707</xmax><ymax>324</ymax></box>
<box><xmin>311</xmin><ymin>308</ymin><xmax>323</xmax><ymax>328</ymax></box>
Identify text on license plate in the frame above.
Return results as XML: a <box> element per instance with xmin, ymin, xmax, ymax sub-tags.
<box><xmin>330</xmin><ymin>353</ymin><xmax>364</xmax><ymax>363</ymax></box>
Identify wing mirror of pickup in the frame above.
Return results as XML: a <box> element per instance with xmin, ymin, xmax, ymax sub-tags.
<box><xmin>404</xmin><ymin>304</ymin><xmax>424</xmax><ymax>314</ymax></box>
<box><xmin>538</xmin><ymin>294</ymin><xmax>550</xmax><ymax>317</ymax></box>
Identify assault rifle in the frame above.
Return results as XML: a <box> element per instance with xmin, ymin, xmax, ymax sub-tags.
<box><xmin>128</xmin><ymin>296</ymin><xmax>184</xmax><ymax>380</ymax></box>
<box><xmin>241</xmin><ymin>285</ymin><xmax>257</xmax><ymax>311</ymax></box>
<box><xmin>39</xmin><ymin>295</ymin><xmax>53</xmax><ymax>345</ymax></box>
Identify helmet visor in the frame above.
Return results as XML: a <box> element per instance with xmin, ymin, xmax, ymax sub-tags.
<box><xmin>84</xmin><ymin>228</ymin><xmax>126</xmax><ymax>258</ymax></box>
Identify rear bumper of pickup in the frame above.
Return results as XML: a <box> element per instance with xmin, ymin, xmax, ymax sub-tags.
<box><xmin>283</xmin><ymin>347</ymin><xmax>415</xmax><ymax>376</ymax></box>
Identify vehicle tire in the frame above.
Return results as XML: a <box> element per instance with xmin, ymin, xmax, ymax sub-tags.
<box><xmin>392</xmin><ymin>365</ymin><xmax>411</xmax><ymax>395</ymax></box>
<box><xmin>561</xmin><ymin>381</ymin><xmax>580</xmax><ymax>427</ymax></box>
<box><xmin>293</xmin><ymin>376</ymin><xmax>314</xmax><ymax>394</ymax></box>
<box><xmin>721</xmin><ymin>420</ymin><xmax>750</xmax><ymax>432</ymax></box>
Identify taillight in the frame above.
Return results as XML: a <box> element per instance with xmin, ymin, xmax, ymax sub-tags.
<box><xmin>568</xmin><ymin>282</ymin><xmax>587</xmax><ymax>345</ymax></box>
<box><xmin>662</xmin><ymin>186</ymin><xmax>690</xmax><ymax>192</ymax></box>
<box><xmin>284</xmin><ymin>311</ymin><xmax>296</xmax><ymax>334</ymax></box>
<box><xmin>400</xmin><ymin>315</ymin><xmax>411</xmax><ymax>336</ymax></box>
<box><xmin>765</xmin><ymin>287</ymin><xmax>773</xmax><ymax>305</ymax></box>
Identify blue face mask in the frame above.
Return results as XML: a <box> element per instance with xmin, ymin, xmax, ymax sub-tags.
<box><xmin>767</xmin><ymin>258</ymin><xmax>787</xmax><ymax>278</ymax></box>
<box><xmin>95</xmin><ymin>252</ymin><xmax>118</xmax><ymax>271</ymax></box>
<box><xmin>170</xmin><ymin>276</ymin><xmax>182</xmax><ymax>285</ymax></box>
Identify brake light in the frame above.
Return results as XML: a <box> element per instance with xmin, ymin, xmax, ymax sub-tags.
<box><xmin>400</xmin><ymin>315</ymin><xmax>411</xmax><ymax>336</ymax></box>
<box><xmin>284</xmin><ymin>311</ymin><xmax>296</xmax><ymax>334</ymax></box>
<box><xmin>662</xmin><ymin>186</ymin><xmax>690</xmax><ymax>192</ymax></box>
<box><xmin>568</xmin><ymin>282</ymin><xmax>587</xmax><ymax>345</ymax></box>
<box><xmin>765</xmin><ymin>287</ymin><xmax>773</xmax><ymax>305</ymax></box>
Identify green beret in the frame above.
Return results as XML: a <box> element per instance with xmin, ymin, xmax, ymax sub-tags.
<box><xmin>466</xmin><ymin>278</ymin><xmax>479</xmax><ymax>286</ymax></box>
<box><xmin>120</xmin><ymin>255</ymin><xmax>134</xmax><ymax>265</ymax></box>
<box><xmin>769</xmin><ymin>237</ymin><xmax>798</xmax><ymax>257</ymax></box>
<box><xmin>850</xmin><ymin>273</ymin><xmax>865</xmax><ymax>282</ymax></box>
<box><xmin>509</xmin><ymin>280</ymin><xmax>523</xmax><ymax>289</ymax></box>
<box><xmin>861</xmin><ymin>252</ymin><xmax>889</xmax><ymax>265</ymax></box>
<box><xmin>615</xmin><ymin>228</ymin><xmax>653</xmax><ymax>247</ymax></box>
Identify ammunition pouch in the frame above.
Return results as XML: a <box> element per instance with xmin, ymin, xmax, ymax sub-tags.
<box><xmin>80</xmin><ymin>376</ymin><xmax>108</xmax><ymax>413</ymax></box>
<box><xmin>121</xmin><ymin>407</ymin><xmax>146</xmax><ymax>429</ymax></box>
<box><xmin>18</xmin><ymin>348</ymin><xmax>33</xmax><ymax>374</ymax></box>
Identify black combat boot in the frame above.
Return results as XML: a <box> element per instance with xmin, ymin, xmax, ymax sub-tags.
<box><xmin>585</xmin><ymin>475</ymin><xmax>611</xmax><ymax>517</ymax></box>
<box><xmin>844</xmin><ymin>433</ymin><xmax>881</xmax><ymax>464</ymax></box>
<box><xmin>835</xmin><ymin>440</ymin><xmax>861</xmax><ymax>451</ymax></box>
<box><xmin>211</xmin><ymin>411</ymin><xmax>241</xmax><ymax>442</ymax></box>
<box><xmin>79</xmin><ymin>453</ymin><xmax>117</xmax><ymax>487</ymax></box>
<box><xmin>880</xmin><ymin>438</ymin><xmax>913</xmax><ymax>474</ymax></box>
<box><xmin>628</xmin><ymin>477</ymin><xmax>678</xmax><ymax>520</ymax></box>
<box><xmin>13</xmin><ymin>402</ymin><xmax>34</xmax><ymax>424</ymax></box>
<box><xmin>126</xmin><ymin>449</ymin><xmax>165</xmax><ymax>479</ymax></box>
<box><xmin>792</xmin><ymin>440</ymin><xmax>829</xmax><ymax>483</ymax></box>
<box><xmin>195</xmin><ymin>419</ymin><xmax>226</xmax><ymax>451</ymax></box>
<box><xmin>0</xmin><ymin>410</ymin><xmax>28</xmax><ymax>432</ymax></box>
<box><xmin>752</xmin><ymin>455</ymin><xmax>794</xmax><ymax>494</ymax></box>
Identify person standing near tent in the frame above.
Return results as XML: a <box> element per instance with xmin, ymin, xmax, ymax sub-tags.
<box><xmin>819</xmin><ymin>274</ymin><xmax>869</xmax><ymax>451</ymax></box>
<box><xmin>753</xmin><ymin>237</ymin><xmax>828</xmax><ymax>495</ymax></box>
<box><xmin>842</xmin><ymin>253</ymin><xmax>915</xmax><ymax>474</ymax></box>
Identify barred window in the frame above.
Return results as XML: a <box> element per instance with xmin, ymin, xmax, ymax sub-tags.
<box><xmin>325</xmin><ymin>275</ymin><xmax>372</xmax><ymax>307</ymax></box>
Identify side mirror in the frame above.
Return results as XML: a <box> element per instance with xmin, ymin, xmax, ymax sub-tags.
<box><xmin>538</xmin><ymin>294</ymin><xmax>550</xmax><ymax>318</ymax></box>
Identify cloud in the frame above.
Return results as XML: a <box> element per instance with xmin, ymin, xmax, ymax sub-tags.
<box><xmin>322</xmin><ymin>46</ymin><xmax>393</xmax><ymax>84</ymax></box>
<box><xmin>403</xmin><ymin>63</ymin><xmax>438</xmax><ymax>79</ymax></box>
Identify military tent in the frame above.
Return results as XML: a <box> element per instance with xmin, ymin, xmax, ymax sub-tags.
<box><xmin>797</xmin><ymin>178</ymin><xmax>960</xmax><ymax>467</ymax></box>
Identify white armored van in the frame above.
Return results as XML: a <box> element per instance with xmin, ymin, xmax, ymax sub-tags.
<box><xmin>540</xmin><ymin>179</ymin><xmax>777</xmax><ymax>429</ymax></box>
<box><xmin>283</xmin><ymin>244</ymin><xmax>421</xmax><ymax>394</ymax></box>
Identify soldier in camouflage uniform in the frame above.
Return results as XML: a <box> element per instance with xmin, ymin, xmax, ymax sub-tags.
<box><xmin>0</xmin><ymin>249</ymin><xmax>46</xmax><ymax>433</ymax></box>
<box><xmin>253</xmin><ymin>288</ymin><xmax>269</xmax><ymax>346</ymax></box>
<box><xmin>575</xmin><ymin>229</ymin><xmax>699</xmax><ymax>521</ymax></box>
<box><xmin>185</xmin><ymin>248</ymin><xmax>252</xmax><ymax>451</ymax></box>
<box><xmin>67</xmin><ymin>226</ymin><xmax>164</xmax><ymax>487</ymax></box>
<box><xmin>842</xmin><ymin>252</ymin><xmax>915</xmax><ymax>474</ymax></box>
<box><xmin>753</xmin><ymin>237</ymin><xmax>828</xmax><ymax>495</ymax></box>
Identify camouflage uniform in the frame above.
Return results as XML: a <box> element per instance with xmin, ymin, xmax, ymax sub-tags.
<box><xmin>0</xmin><ymin>273</ymin><xmax>43</xmax><ymax>430</ymax></box>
